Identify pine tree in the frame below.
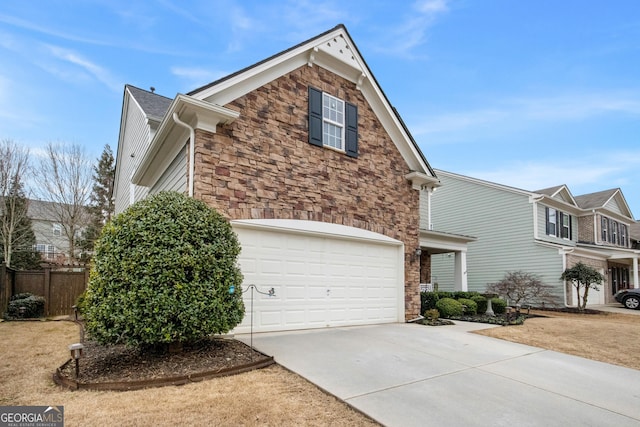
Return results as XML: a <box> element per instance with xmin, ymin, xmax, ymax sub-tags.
<box><xmin>78</xmin><ymin>145</ymin><xmax>115</xmax><ymax>257</ymax></box>
<box><xmin>0</xmin><ymin>178</ymin><xmax>41</xmax><ymax>270</ymax></box>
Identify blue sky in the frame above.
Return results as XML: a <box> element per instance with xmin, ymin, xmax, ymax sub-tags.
<box><xmin>1</xmin><ymin>1</ymin><xmax>639</xmax><ymax>217</ymax></box>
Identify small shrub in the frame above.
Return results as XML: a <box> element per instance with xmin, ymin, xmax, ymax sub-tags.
<box><xmin>424</xmin><ymin>308</ymin><xmax>440</xmax><ymax>321</ymax></box>
<box><xmin>457</xmin><ymin>298</ymin><xmax>477</xmax><ymax>315</ymax></box>
<box><xmin>436</xmin><ymin>298</ymin><xmax>464</xmax><ymax>318</ymax></box>
<box><xmin>6</xmin><ymin>293</ymin><xmax>45</xmax><ymax>319</ymax></box>
<box><xmin>471</xmin><ymin>295</ymin><xmax>487</xmax><ymax>314</ymax></box>
<box><xmin>421</xmin><ymin>292</ymin><xmax>439</xmax><ymax>312</ymax></box>
<box><xmin>75</xmin><ymin>291</ymin><xmax>87</xmax><ymax>315</ymax></box>
<box><xmin>491</xmin><ymin>297</ymin><xmax>507</xmax><ymax>314</ymax></box>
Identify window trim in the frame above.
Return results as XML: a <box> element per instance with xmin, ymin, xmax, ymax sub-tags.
<box><xmin>322</xmin><ymin>92</ymin><xmax>345</xmax><ymax>151</ymax></box>
<box><xmin>308</xmin><ymin>86</ymin><xmax>358</xmax><ymax>158</ymax></box>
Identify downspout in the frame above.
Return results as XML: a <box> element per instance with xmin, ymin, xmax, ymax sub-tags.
<box><xmin>172</xmin><ymin>113</ymin><xmax>195</xmax><ymax>197</ymax></box>
<box><xmin>561</xmin><ymin>248</ymin><xmax>574</xmax><ymax>308</ymax></box>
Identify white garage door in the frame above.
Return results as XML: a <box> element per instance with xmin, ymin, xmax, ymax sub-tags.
<box><xmin>231</xmin><ymin>219</ymin><xmax>404</xmax><ymax>333</ymax></box>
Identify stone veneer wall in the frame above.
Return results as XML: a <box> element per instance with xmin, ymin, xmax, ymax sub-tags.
<box><xmin>577</xmin><ymin>215</ymin><xmax>595</xmax><ymax>244</ymax></box>
<box><xmin>192</xmin><ymin>64</ymin><xmax>421</xmax><ymax>320</ymax></box>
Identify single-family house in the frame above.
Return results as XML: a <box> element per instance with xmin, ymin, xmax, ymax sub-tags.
<box><xmin>114</xmin><ymin>25</ymin><xmax>473</xmax><ymax>332</ymax></box>
<box><xmin>28</xmin><ymin>199</ymin><xmax>68</xmax><ymax>262</ymax></box>
<box><xmin>429</xmin><ymin>170</ymin><xmax>639</xmax><ymax>307</ymax></box>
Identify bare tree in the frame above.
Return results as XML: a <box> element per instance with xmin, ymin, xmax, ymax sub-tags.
<box><xmin>0</xmin><ymin>139</ymin><xmax>35</xmax><ymax>268</ymax></box>
<box><xmin>487</xmin><ymin>271</ymin><xmax>557</xmax><ymax>307</ymax></box>
<box><xmin>37</xmin><ymin>142</ymin><xmax>92</xmax><ymax>262</ymax></box>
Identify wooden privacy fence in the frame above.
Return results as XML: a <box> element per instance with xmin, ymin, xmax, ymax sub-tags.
<box><xmin>0</xmin><ymin>264</ymin><xmax>89</xmax><ymax>317</ymax></box>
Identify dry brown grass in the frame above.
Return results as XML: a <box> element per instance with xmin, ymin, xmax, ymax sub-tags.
<box><xmin>0</xmin><ymin>320</ymin><xmax>378</xmax><ymax>426</ymax></box>
<box><xmin>474</xmin><ymin>310</ymin><xmax>640</xmax><ymax>370</ymax></box>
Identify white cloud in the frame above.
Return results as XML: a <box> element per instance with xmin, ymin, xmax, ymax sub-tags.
<box><xmin>372</xmin><ymin>0</ymin><xmax>450</xmax><ymax>57</ymax></box>
<box><xmin>44</xmin><ymin>45</ymin><xmax>121</xmax><ymax>92</ymax></box>
<box><xmin>464</xmin><ymin>149</ymin><xmax>640</xmax><ymax>195</ymax></box>
<box><xmin>412</xmin><ymin>90</ymin><xmax>640</xmax><ymax>138</ymax></box>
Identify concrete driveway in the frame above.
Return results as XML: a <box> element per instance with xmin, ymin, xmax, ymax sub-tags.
<box><xmin>237</xmin><ymin>322</ymin><xmax>640</xmax><ymax>427</ymax></box>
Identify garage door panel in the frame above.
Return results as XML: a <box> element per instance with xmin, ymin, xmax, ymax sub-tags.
<box><xmin>233</xmin><ymin>221</ymin><xmax>403</xmax><ymax>333</ymax></box>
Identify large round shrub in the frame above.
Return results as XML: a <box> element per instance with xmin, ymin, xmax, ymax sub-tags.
<box><xmin>435</xmin><ymin>297</ymin><xmax>464</xmax><ymax>318</ymax></box>
<box><xmin>457</xmin><ymin>298</ymin><xmax>478</xmax><ymax>315</ymax></box>
<box><xmin>84</xmin><ymin>192</ymin><xmax>245</xmax><ymax>347</ymax></box>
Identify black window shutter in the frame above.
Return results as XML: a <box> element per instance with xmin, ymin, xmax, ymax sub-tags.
<box><xmin>308</xmin><ymin>87</ymin><xmax>323</xmax><ymax>147</ymax></box>
<box><xmin>545</xmin><ymin>207</ymin><xmax>550</xmax><ymax>235</ymax></box>
<box><xmin>345</xmin><ymin>102</ymin><xmax>358</xmax><ymax>158</ymax></box>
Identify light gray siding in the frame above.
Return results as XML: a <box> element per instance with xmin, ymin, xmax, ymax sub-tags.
<box><xmin>429</xmin><ymin>172</ymin><xmax>566</xmax><ymax>303</ymax></box>
<box><xmin>605</xmin><ymin>198</ymin><xmax>624</xmax><ymax>216</ymax></box>
<box><xmin>150</xmin><ymin>145</ymin><xmax>187</xmax><ymax>195</ymax></box>
<box><xmin>114</xmin><ymin>93</ymin><xmax>152</xmax><ymax>214</ymax></box>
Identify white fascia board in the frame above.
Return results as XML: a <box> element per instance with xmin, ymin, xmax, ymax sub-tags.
<box><xmin>406</xmin><ymin>171</ymin><xmax>440</xmax><ymax>190</ymax></box>
<box><xmin>132</xmin><ymin>95</ymin><xmax>239</xmax><ymax>187</ymax></box>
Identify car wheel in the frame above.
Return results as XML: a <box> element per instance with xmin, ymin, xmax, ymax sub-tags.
<box><xmin>623</xmin><ymin>295</ymin><xmax>640</xmax><ymax>310</ymax></box>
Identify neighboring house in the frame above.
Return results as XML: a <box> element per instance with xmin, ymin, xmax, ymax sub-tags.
<box><xmin>631</xmin><ymin>222</ymin><xmax>640</xmax><ymax>249</ymax></box>
<box><xmin>430</xmin><ymin>170</ymin><xmax>639</xmax><ymax>307</ymax></box>
<box><xmin>28</xmin><ymin>199</ymin><xmax>68</xmax><ymax>262</ymax></box>
<box><xmin>114</xmin><ymin>25</ymin><xmax>473</xmax><ymax>333</ymax></box>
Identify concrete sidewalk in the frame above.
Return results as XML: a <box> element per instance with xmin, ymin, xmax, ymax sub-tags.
<box><xmin>238</xmin><ymin>322</ymin><xmax>640</xmax><ymax>427</ymax></box>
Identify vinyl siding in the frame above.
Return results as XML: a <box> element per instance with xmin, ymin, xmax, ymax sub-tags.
<box><xmin>536</xmin><ymin>203</ymin><xmax>578</xmax><ymax>246</ymax></box>
<box><xmin>605</xmin><ymin>198</ymin><xmax>624</xmax><ymax>216</ymax></box>
<box><xmin>429</xmin><ymin>173</ymin><xmax>566</xmax><ymax>303</ymax></box>
<box><xmin>114</xmin><ymin>94</ymin><xmax>152</xmax><ymax>214</ymax></box>
<box><xmin>150</xmin><ymin>145</ymin><xmax>187</xmax><ymax>195</ymax></box>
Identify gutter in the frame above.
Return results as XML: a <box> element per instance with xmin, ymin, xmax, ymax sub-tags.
<box><xmin>172</xmin><ymin>112</ymin><xmax>195</xmax><ymax>197</ymax></box>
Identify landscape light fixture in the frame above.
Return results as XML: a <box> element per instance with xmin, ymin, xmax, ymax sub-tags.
<box><xmin>69</xmin><ymin>343</ymin><xmax>84</xmax><ymax>379</ymax></box>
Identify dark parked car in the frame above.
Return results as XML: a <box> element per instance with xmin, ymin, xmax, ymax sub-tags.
<box><xmin>614</xmin><ymin>288</ymin><xmax>640</xmax><ymax>310</ymax></box>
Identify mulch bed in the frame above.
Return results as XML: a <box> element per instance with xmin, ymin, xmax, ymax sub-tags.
<box><xmin>59</xmin><ymin>337</ymin><xmax>270</xmax><ymax>384</ymax></box>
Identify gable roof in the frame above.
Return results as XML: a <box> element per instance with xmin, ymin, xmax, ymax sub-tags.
<box><xmin>535</xmin><ymin>184</ymin><xmax>577</xmax><ymax>206</ymax></box>
<box><xmin>184</xmin><ymin>24</ymin><xmax>436</xmax><ymax>180</ymax></box>
<box><xmin>125</xmin><ymin>85</ymin><xmax>172</xmax><ymax>122</ymax></box>
<box><xmin>574</xmin><ymin>188</ymin><xmax>619</xmax><ymax>209</ymax></box>
<box><xmin>574</xmin><ymin>188</ymin><xmax>634</xmax><ymax>219</ymax></box>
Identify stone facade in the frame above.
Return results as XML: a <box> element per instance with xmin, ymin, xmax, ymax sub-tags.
<box><xmin>577</xmin><ymin>215</ymin><xmax>595</xmax><ymax>244</ymax></box>
<box><xmin>192</xmin><ymin>64</ymin><xmax>422</xmax><ymax>320</ymax></box>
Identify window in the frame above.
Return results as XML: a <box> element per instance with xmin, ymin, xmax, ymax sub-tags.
<box><xmin>621</xmin><ymin>225</ymin><xmax>628</xmax><ymax>247</ymax></box>
<box><xmin>546</xmin><ymin>208</ymin><xmax>557</xmax><ymax>236</ymax></box>
<box><xmin>546</xmin><ymin>207</ymin><xmax>572</xmax><ymax>239</ymax></box>
<box><xmin>601</xmin><ymin>217</ymin><xmax>608</xmax><ymax>242</ymax></box>
<box><xmin>560</xmin><ymin>212</ymin><xmax>571</xmax><ymax>239</ymax></box>
<box><xmin>308</xmin><ymin>87</ymin><xmax>358</xmax><ymax>157</ymax></box>
<box><xmin>322</xmin><ymin>93</ymin><xmax>344</xmax><ymax>150</ymax></box>
<box><xmin>611</xmin><ymin>221</ymin><xmax>618</xmax><ymax>245</ymax></box>
<box><xmin>52</xmin><ymin>223</ymin><xmax>62</xmax><ymax>236</ymax></box>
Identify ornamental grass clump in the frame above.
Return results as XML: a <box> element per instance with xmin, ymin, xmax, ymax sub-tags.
<box><xmin>84</xmin><ymin>191</ymin><xmax>245</xmax><ymax>348</ymax></box>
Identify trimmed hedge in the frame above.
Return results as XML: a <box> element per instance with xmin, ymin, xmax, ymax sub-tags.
<box><xmin>436</xmin><ymin>298</ymin><xmax>464</xmax><ymax>318</ymax></box>
<box><xmin>5</xmin><ymin>293</ymin><xmax>45</xmax><ymax>319</ymax></box>
<box><xmin>457</xmin><ymin>298</ymin><xmax>478</xmax><ymax>315</ymax></box>
<box><xmin>84</xmin><ymin>191</ymin><xmax>245</xmax><ymax>347</ymax></box>
<box><xmin>471</xmin><ymin>295</ymin><xmax>488</xmax><ymax>314</ymax></box>
<box><xmin>491</xmin><ymin>297</ymin><xmax>507</xmax><ymax>314</ymax></box>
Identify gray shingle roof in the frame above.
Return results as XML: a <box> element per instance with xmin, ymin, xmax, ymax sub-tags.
<box><xmin>630</xmin><ymin>221</ymin><xmax>640</xmax><ymax>240</ymax></box>
<box><xmin>126</xmin><ymin>85</ymin><xmax>172</xmax><ymax>121</ymax></box>
<box><xmin>574</xmin><ymin>189</ymin><xmax>619</xmax><ymax>209</ymax></box>
<box><xmin>535</xmin><ymin>185</ymin><xmax>567</xmax><ymax>197</ymax></box>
